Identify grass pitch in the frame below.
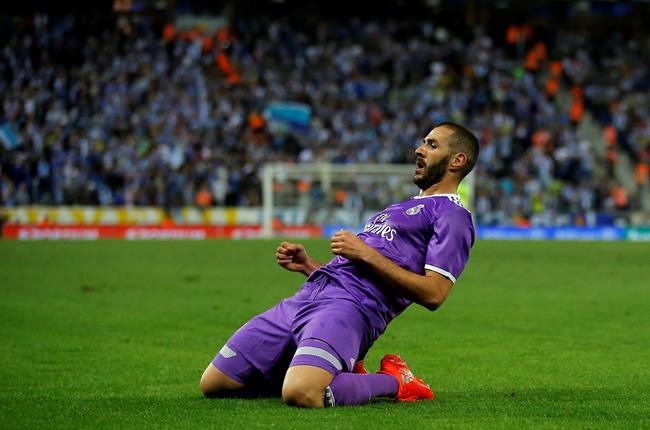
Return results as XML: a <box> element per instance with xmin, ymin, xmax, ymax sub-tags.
<box><xmin>0</xmin><ymin>239</ymin><xmax>649</xmax><ymax>429</ymax></box>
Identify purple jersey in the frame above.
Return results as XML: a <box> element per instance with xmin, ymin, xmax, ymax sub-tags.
<box><xmin>212</xmin><ymin>193</ymin><xmax>475</xmax><ymax>388</ymax></box>
<box><xmin>314</xmin><ymin>193</ymin><xmax>475</xmax><ymax>330</ymax></box>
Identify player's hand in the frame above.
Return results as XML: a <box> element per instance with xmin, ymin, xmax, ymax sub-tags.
<box><xmin>276</xmin><ymin>241</ymin><xmax>309</xmax><ymax>273</ymax></box>
<box><xmin>330</xmin><ymin>230</ymin><xmax>374</xmax><ymax>262</ymax></box>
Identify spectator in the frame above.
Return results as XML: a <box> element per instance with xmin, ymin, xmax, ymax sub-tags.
<box><xmin>0</xmin><ymin>13</ymin><xmax>648</xmax><ymax>226</ymax></box>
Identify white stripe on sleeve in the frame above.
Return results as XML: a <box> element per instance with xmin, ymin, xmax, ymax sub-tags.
<box><xmin>424</xmin><ymin>264</ymin><xmax>457</xmax><ymax>283</ymax></box>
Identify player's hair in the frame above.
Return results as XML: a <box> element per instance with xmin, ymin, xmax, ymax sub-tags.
<box><xmin>435</xmin><ymin>121</ymin><xmax>479</xmax><ymax>179</ymax></box>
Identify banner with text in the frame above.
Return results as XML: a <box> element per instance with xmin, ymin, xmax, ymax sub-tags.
<box><xmin>2</xmin><ymin>225</ymin><xmax>322</xmax><ymax>240</ymax></box>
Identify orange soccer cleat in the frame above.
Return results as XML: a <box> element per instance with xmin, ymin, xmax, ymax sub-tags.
<box><xmin>352</xmin><ymin>360</ymin><xmax>369</xmax><ymax>374</ymax></box>
<box><xmin>379</xmin><ymin>354</ymin><xmax>434</xmax><ymax>401</ymax></box>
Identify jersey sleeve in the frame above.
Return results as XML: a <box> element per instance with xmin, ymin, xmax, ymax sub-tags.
<box><xmin>424</xmin><ymin>209</ymin><xmax>474</xmax><ymax>284</ymax></box>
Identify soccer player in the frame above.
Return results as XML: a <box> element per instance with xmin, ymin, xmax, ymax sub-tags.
<box><xmin>200</xmin><ymin>122</ymin><xmax>479</xmax><ymax>407</ymax></box>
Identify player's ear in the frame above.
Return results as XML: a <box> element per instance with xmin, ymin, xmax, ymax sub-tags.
<box><xmin>449</xmin><ymin>152</ymin><xmax>467</xmax><ymax>171</ymax></box>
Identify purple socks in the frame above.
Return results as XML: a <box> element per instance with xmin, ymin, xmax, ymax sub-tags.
<box><xmin>325</xmin><ymin>373</ymin><xmax>398</xmax><ymax>407</ymax></box>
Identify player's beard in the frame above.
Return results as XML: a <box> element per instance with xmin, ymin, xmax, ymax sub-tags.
<box><xmin>413</xmin><ymin>155</ymin><xmax>450</xmax><ymax>190</ymax></box>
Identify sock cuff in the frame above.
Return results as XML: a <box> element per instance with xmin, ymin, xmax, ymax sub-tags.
<box><xmin>324</xmin><ymin>385</ymin><xmax>336</xmax><ymax>408</ymax></box>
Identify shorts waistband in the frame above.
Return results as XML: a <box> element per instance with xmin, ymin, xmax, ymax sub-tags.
<box><xmin>306</xmin><ymin>270</ymin><xmax>328</xmax><ymax>285</ymax></box>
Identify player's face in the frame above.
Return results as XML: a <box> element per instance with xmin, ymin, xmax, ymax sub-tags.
<box><xmin>413</xmin><ymin>127</ymin><xmax>454</xmax><ymax>190</ymax></box>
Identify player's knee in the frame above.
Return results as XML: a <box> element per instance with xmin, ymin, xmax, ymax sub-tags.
<box><xmin>282</xmin><ymin>380</ymin><xmax>325</xmax><ymax>408</ymax></box>
<box><xmin>200</xmin><ymin>364</ymin><xmax>243</xmax><ymax>398</ymax></box>
<box><xmin>199</xmin><ymin>373</ymin><xmax>220</xmax><ymax>398</ymax></box>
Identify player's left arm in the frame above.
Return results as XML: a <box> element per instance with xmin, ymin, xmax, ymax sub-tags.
<box><xmin>330</xmin><ymin>231</ymin><xmax>453</xmax><ymax>311</ymax></box>
<box><xmin>276</xmin><ymin>241</ymin><xmax>323</xmax><ymax>276</ymax></box>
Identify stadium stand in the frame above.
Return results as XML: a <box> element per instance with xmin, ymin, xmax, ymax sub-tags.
<box><xmin>0</xmin><ymin>3</ymin><xmax>648</xmax><ymax>226</ymax></box>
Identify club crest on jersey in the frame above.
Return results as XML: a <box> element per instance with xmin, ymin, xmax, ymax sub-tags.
<box><xmin>405</xmin><ymin>204</ymin><xmax>425</xmax><ymax>216</ymax></box>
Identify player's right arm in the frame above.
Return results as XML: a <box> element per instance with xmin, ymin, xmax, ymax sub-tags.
<box><xmin>275</xmin><ymin>241</ymin><xmax>323</xmax><ymax>277</ymax></box>
<box><xmin>330</xmin><ymin>231</ymin><xmax>453</xmax><ymax>310</ymax></box>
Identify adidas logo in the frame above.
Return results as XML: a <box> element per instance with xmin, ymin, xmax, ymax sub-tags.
<box><xmin>400</xmin><ymin>368</ymin><xmax>414</xmax><ymax>384</ymax></box>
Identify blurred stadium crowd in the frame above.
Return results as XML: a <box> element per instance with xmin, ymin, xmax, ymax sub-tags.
<box><xmin>1</xmin><ymin>10</ymin><xmax>649</xmax><ymax>226</ymax></box>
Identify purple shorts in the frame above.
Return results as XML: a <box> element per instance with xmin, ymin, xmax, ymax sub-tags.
<box><xmin>212</xmin><ymin>273</ymin><xmax>378</xmax><ymax>392</ymax></box>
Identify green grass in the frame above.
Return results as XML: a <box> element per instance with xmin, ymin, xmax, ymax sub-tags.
<box><xmin>1</xmin><ymin>240</ymin><xmax>649</xmax><ymax>429</ymax></box>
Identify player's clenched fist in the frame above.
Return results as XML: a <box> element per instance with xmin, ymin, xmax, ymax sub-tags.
<box><xmin>276</xmin><ymin>241</ymin><xmax>309</xmax><ymax>273</ymax></box>
<box><xmin>330</xmin><ymin>230</ymin><xmax>375</xmax><ymax>262</ymax></box>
